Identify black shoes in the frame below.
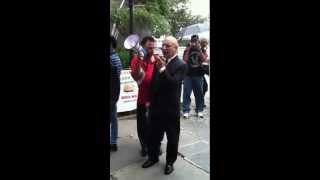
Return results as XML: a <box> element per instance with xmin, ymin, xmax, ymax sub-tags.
<box><xmin>142</xmin><ymin>159</ymin><xmax>159</xmax><ymax>168</ymax></box>
<box><xmin>110</xmin><ymin>144</ymin><xmax>117</xmax><ymax>151</ymax></box>
<box><xmin>164</xmin><ymin>163</ymin><xmax>174</xmax><ymax>175</ymax></box>
<box><xmin>142</xmin><ymin>160</ymin><xmax>174</xmax><ymax>175</ymax></box>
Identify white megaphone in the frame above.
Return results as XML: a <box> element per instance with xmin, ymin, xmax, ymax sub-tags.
<box><xmin>124</xmin><ymin>34</ymin><xmax>145</xmax><ymax>82</ymax></box>
<box><xmin>124</xmin><ymin>34</ymin><xmax>147</xmax><ymax>59</ymax></box>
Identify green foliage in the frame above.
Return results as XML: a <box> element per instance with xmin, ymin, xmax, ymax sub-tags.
<box><xmin>167</xmin><ymin>4</ymin><xmax>207</xmax><ymax>36</ymax></box>
<box><xmin>116</xmin><ymin>47</ymin><xmax>130</xmax><ymax>69</ymax></box>
<box><xmin>111</xmin><ymin>9</ymin><xmax>129</xmax><ymax>35</ymax></box>
<box><xmin>111</xmin><ymin>0</ymin><xmax>207</xmax><ymax>39</ymax></box>
<box><xmin>111</xmin><ymin>7</ymin><xmax>171</xmax><ymax>38</ymax></box>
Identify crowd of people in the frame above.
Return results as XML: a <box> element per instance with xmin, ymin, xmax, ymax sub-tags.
<box><xmin>109</xmin><ymin>34</ymin><xmax>209</xmax><ymax>175</ymax></box>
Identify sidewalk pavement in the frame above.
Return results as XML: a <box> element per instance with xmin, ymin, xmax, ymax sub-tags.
<box><xmin>110</xmin><ymin>75</ymin><xmax>210</xmax><ymax>180</ymax></box>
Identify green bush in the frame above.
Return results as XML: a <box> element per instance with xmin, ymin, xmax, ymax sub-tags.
<box><xmin>116</xmin><ymin>47</ymin><xmax>130</xmax><ymax>69</ymax></box>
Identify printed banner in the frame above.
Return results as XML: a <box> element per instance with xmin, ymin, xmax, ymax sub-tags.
<box><xmin>117</xmin><ymin>70</ymin><xmax>139</xmax><ymax>113</ymax></box>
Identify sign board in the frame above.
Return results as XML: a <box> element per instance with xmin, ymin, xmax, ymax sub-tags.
<box><xmin>116</xmin><ymin>70</ymin><xmax>139</xmax><ymax>113</ymax></box>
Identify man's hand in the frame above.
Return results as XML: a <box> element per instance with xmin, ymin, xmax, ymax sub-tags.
<box><xmin>155</xmin><ymin>55</ymin><xmax>166</xmax><ymax>69</ymax></box>
<box><xmin>201</xmin><ymin>47</ymin><xmax>207</xmax><ymax>53</ymax></box>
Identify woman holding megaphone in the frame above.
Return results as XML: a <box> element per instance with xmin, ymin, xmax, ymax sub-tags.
<box><xmin>127</xmin><ymin>35</ymin><xmax>163</xmax><ymax>157</ymax></box>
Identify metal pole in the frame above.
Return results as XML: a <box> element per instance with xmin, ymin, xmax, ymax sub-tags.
<box><xmin>119</xmin><ymin>0</ymin><xmax>126</xmax><ymax>9</ymax></box>
<box><xmin>129</xmin><ymin>0</ymin><xmax>133</xmax><ymax>59</ymax></box>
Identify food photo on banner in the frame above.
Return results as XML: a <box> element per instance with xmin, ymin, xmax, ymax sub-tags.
<box><xmin>116</xmin><ymin>69</ymin><xmax>139</xmax><ymax>113</ymax></box>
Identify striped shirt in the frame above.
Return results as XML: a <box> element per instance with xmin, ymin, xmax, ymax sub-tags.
<box><xmin>110</xmin><ymin>49</ymin><xmax>122</xmax><ymax>77</ymax></box>
<box><xmin>110</xmin><ymin>49</ymin><xmax>122</xmax><ymax>102</ymax></box>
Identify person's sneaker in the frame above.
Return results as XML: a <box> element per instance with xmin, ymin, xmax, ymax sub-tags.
<box><xmin>183</xmin><ymin>113</ymin><xmax>189</xmax><ymax>118</ymax></box>
<box><xmin>110</xmin><ymin>144</ymin><xmax>117</xmax><ymax>151</ymax></box>
<box><xmin>197</xmin><ymin>112</ymin><xmax>204</xmax><ymax>118</ymax></box>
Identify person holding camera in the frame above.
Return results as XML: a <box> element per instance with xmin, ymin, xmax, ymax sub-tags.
<box><xmin>182</xmin><ymin>35</ymin><xmax>207</xmax><ymax>118</ymax></box>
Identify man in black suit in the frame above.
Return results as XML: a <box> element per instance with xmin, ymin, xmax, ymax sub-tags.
<box><xmin>142</xmin><ymin>36</ymin><xmax>187</xmax><ymax>175</ymax></box>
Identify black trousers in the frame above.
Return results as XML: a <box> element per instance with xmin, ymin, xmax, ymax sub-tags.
<box><xmin>137</xmin><ymin>104</ymin><xmax>164</xmax><ymax>151</ymax></box>
<box><xmin>147</xmin><ymin>112</ymin><xmax>180</xmax><ymax>164</ymax></box>
<box><xmin>137</xmin><ymin>104</ymin><xmax>149</xmax><ymax>150</ymax></box>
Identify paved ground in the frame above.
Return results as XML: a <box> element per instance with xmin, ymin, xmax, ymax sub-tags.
<box><xmin>110</xmin><ymin>75</ymin><xmax>210</xmax><ymax>180</ymax></box>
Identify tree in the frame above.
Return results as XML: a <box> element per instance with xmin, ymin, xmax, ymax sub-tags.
<box><xmin>111</xmin><ymin>0</ymin><xmax>206</xmax><ymax>38</ymax></box>
<box><xmin>111</xmin><ymin>7</ymin><xmax>171</xmax><ymax>38</ymax></box>
<box><xmin>110</xmin><ymin>0</ymin><xmax>207</xmax><ymax>69</ymax></box>
<box><xmin>166</xmin><ymin>2</ymin><xmax>207</xmax><ymax>36</ymax></box>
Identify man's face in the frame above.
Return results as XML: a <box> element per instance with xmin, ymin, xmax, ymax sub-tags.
<box><xmin>190</xmin><ymin>38</ymin><xmax>199</xmax><ymax>47</ymax></box>
<box><xmin>143</xmin><ymin>40</ymin><xmax>155</xmax><ymax>55</ymax></box>
<box><xmin>162</xmin><ymin>39</ymin><xmax>177</xmax><ymax>59</ymax></box>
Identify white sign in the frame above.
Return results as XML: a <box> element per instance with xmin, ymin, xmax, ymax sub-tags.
<box><xmin>117</xmin><ymin>70</ymin><xmax>139</xmax><ymax>113</ymax></box>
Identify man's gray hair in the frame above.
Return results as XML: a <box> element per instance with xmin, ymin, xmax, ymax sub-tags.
<box><xmin>164</xmin><ymin>36</ymin><xmax>179</xmax><ymax>49</ymax></box>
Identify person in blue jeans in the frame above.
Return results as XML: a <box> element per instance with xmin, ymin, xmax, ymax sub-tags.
<box><xmin>182</xmin><ymin>35</ymin><xmax>207</xmax><ymax>118</ymax></box>
<box><xmin>110</xmin><ymin>36</ymin><xmax>122</xmax><ymax>151</ymax></box>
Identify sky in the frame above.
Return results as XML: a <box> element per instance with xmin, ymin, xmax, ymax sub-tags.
<box><xmin>188</xmin><ymin>0</ymin><xmax>210</xmax><ymax>19</ymax></box>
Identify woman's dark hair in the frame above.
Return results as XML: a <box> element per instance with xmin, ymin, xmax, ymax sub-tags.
<box><xmin>110</xmin><ymin>35</ymin><xmax>117</xmax><ymax>49</ymax></box>
<box><xmin>140</xmin><ymin>36</ymin><xmax>155</xmax><ymax>46</ymax></box>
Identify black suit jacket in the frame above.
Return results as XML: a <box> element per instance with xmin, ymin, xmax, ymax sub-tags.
<box><xmin>150</xmin><ymin>55</ymin><xmax>187</xmax><ymax>117</ymax></box>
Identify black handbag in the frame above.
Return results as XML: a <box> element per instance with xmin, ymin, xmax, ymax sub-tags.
<box><xmin>201</xmin><ymin>63</ymin><xmax>209</xmax><ymax>75</ymax></box>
